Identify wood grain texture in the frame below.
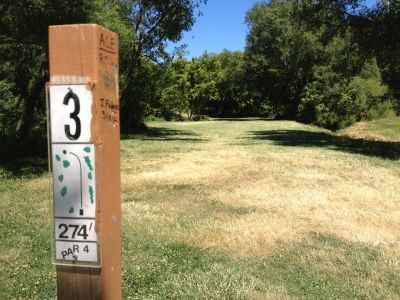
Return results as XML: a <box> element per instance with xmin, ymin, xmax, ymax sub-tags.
<box><xmin>49</xmin><ymin>24</ymin><xmax>121</xmax><ymax>300</ymax></box>
<box><xmin>56</xmin><ymin>266</ymin><xmax>101</xmax><ymax>299</ymax></box>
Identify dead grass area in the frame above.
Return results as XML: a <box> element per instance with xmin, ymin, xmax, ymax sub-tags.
<box><xmin>2</xmin><ymin>118</ymin><xmax>399</xmax><ymax>298</ymax></box>
<box><xmin>121</xmin><ymin>120</ymin><xmax>400</xmax><ymax>258</ymax></box>
<box><xmin>340</xmin><ymin>116</ymin><xmax>400</xmax><ymax>142</ymax></box>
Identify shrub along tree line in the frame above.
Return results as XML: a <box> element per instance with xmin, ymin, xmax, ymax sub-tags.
<box><xmin>157</xmin><ymin>0</ymin><xmax>400</xmax><ymax>130</ymax></box>
<box><xmin>158</xmin><ymin>51</ymin><xmax>265</xmax><ymax>120</ymax></box>
<box><xmin>0</xmin><ymin>0</ymin><xmax>399</xmax><ymax>152</ymax></box>
<box><xmin>244</xmin><ymin>0</ymin><xmax>400</xmax><ymax>130</ymax></box>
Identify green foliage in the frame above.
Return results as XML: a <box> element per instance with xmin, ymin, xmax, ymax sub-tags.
<box><xmin>242</xmin><ymin>0</ymin><xmax>398</xmax><ymax>128</ymax></box>
<box><xmin>188</xmin><ymin>53</ymin><xmax>223</xmax><ymax>116</ymax></box>
<box><xmin>159</xmin><ymin>53</ymin><xmax>225</xmax><ymax>119</ymax></box>
<box><xmin>160</xmin><ymin>58</ymin><xmax>191</xmax><ymax>118</ymax></box>
<box><xmin>121</xmin><ymin>58</ymin><xmax>164</xmax><ymax>131</ymax></box>
<box><xmin>152</xmin><ymin>0</ymin><xmax>398</xmax><ymax>125</ymax></box>
<box><xmin>118</xmin><ymin>0</ymin><xmax>206</xmax><ymax>131</ymax></box>
<box><xmin>0</xmin><ymin>80</ymin><xmax>20</xmax><ymax>136</ymax></box>
<box><xmin>0</xmin><ymin>0</ymin><xmax>102</xmax><ymax>138</ymax></box>
<box><xmin>159</xmin><ymin>50</ymin><xmax>271</xmax><ymax>119</ymax></box>
<box><xmin>0</xmin><ymin>0</ymin><xmax>205</xmax><ymax>139</ymax></box>
<box><xmin>216</xmin><ymin>50</ymin><xmax>267</xmax><ymax>117</ymax></box>
<box><xmin>366</xmin><ymin>101</ymin><xmax>396</xmax><ymax>121</ymax></box>
<box><xmin>214</xmin><ymin>51</ymin><xmax>245</xmax><ymax>116</ymax></box>
<box><xmin>298</xmin><ymin>58</ymin><xmax>389</xmax><ymax>130</ymax></box>
<box><xmin>1</xmin><ymin>0</ymin><xmax>400</xmax><ymax>141</ymax></box>
<box><xmin>191</xmin><ymin>114</ymin><xmax>209</xmax><ymax>121</ymax></box>
<box><xmin>245</xmin><ymin>0</ymin><xmax>321</xmax><ymax>118</ymax></box>
<box><xmin>353</xmin><ymin>0</ymin><xmax>400</xmax><ymax>100</ymax></box>
<box><xmin>348</xmin><ymin>58</ymin><xmax>388</xmax><ymax>117</ymax></box>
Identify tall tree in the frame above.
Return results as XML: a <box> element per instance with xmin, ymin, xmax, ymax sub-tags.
<box><xmin>188</xmin><ymin>53</ymin><xmax>223</xmax><ymax>116</ymax></box>
<box><xmin>160</xmin><ymin>58</ymin><xmax>191</xmax><ymax>118</ymax></box>
<box><xmin>117</xmin><ymin>0</ymin><xmax>206</xmax><ymax>131</ymax></box>
<box><xmin>0</xmin><ymin>0</ymin><xmax>102</xmax><ymax>137</ymax></box>
<box><xmin>356</xmin><ymin>0</ymin><xmax>400</xmax><ymax>101</ymax></box>
<box><xmin>214</xmin><ymin>50</ymin><xmax>265</xmax><ymax>117</ymax></box>
<box><xmin>0</xmin><ymin>0</ymin><xmax>206</xmax><ymax>139</ymax></box>
<box><xmin>245</xmin><ymin>0</ymin><xmax>321</xmax><ymax>118</ymax></box>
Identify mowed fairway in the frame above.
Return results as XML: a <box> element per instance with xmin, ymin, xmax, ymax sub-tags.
<box><xmin>1</xmin><ymin>119</ymin><xmax>400</xmax><ymax>299</ymax></box>
<box><xmin>121</xmin><ymin>119</ymin><xmax>400</xmax><ymax>299</ymax></box>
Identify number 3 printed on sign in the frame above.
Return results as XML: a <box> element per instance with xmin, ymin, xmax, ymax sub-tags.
<box><xmin>50</xmin><ymin>84</ymin><xmax>92</xmax><ymax>143</ymax></box>
<box><xmin>63</xmin><ymin>88</ymin><xmax>81</xmax><ymax>140</ymax></box>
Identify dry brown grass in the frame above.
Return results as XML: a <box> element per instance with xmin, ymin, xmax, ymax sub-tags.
<box><xmin>121</xmin><ymin>120</ymin><xmax>400</xmax><ymax>258</ymax></box>
<box><xmin>340</xmin><ymin>117</ymin><xmax>400</xmax><ymax>142</ymax></box>
<box><xmin>341</xmin><ymin>121</ymin><xmax>391</xmax><ymax>141</ymax></box>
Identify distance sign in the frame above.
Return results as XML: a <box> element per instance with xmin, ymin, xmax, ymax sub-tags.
<box><xmin>49</xmin><ymin>84</ymin><xmax>99</xmax><ymax>265</ymax></box>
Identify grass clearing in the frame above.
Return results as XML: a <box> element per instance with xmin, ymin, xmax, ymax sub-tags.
<box><xmin>1</xmin><ymin>118</ymin><xmax>400</xmax><ymax>298</ymax></box>
<box><xmin>0</xmin><ymin>175</ymin><xmax>55</xmax><ymax>299</ymax></box>
<box><xmin>340</xmin><ymin>116</ymin><xmax>400</xmax><ymax>142</ymax></box>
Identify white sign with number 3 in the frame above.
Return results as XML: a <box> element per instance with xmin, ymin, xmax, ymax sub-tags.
<box><xmin>50</xmin><ymin>85</ymin><xmax>92</xmax><ymax>143</ymax></box>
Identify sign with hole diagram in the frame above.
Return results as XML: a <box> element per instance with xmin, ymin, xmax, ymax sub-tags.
<box><xmin>49</xmin><ymin>85</ymin><xmax>99</xmax><ymax>265</ymax></box>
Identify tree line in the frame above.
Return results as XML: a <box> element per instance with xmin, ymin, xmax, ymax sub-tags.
<box><xmin>1</xmin><ymin>0</ymin><xmax>399</xmax><ymax>156</ymax></box>
<box><xmin>157</xmin><ymin>0</ymin><xmax>400</xmax><ymax>130</ymax></box>
<box><xmin>0</xmin><ymin>0</ymin><xmax>204</xmax><ymax>155</ymax></box>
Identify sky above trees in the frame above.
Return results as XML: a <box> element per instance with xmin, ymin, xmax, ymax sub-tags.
<box><xmin>168</xmin><ymin>0</ymin><xmax>378</xmax><ymax>59</ymax></box>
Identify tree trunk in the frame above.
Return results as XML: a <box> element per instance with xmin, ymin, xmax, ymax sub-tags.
<box><xmin>15</xmin><ymin>56</ymin><xmax>49</xmax><ymax>138</ymax></box>
<box><xmin>119</xmin><ymin>49</ymin><xmax>144</xmax><ymax>132</ymax></box>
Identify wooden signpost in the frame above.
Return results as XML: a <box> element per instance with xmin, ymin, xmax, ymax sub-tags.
<box><xmin>48</xmin><ymin>24</ymin><xmax>121</xmax><ymax>299</ymax></box>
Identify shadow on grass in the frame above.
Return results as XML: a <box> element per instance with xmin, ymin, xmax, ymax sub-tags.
<box><xmin>0</xmin><ymin>158</ymin><xmax>48</xmax><ymax>179</ymax></box>
<box><xmin>214</xmin><ymin>117</ymin><xmax>271</xmax><ymax>122</ymax></box>
<box><xmin>247</xmin><ymin>129</ymin><xmax>400</xmax><ymax>160</ymax></box>
<box><xmin>122</xmin><ymin>127</ymin><xmax>206</xmax><ymax>142</ymax></box>
<box><xmin>0</xmin><ymin>136</ymin><xmax>48</xmax><ymax>178</ymax></box>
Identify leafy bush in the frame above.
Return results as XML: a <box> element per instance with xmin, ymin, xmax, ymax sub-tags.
<box><xmin>163</xmin><ymin>112</ymin><xmax>185</xmax><ymax>121</ymax></box>
<box><xmin>297</xmin><ymin>82</ymin><xmax>324</xmax><ymax>124</ymax></box>
<box><xmin>298</xmin><ymin>58</ymin><xmax>389</xmax><ymax>130</ymax></box>
<box><xmin>366</xmin><ymin>101</ymin><xmax>395</xmax><ymax>120</ymax></box>
<box><xmin>0</xmin><ymin>80</ymin><xmax>21</xmax><ymax>136</ymax></box>
<box><xmin>191</xmin><ymin>114</ymin><xmax>209</xmax><ymax>121</ymax></box>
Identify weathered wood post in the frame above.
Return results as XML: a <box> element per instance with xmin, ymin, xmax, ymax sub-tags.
<box><xmin>47</xmin><ymin>24</ymin><xmax>121</xmax><ymax>299</ymax></box>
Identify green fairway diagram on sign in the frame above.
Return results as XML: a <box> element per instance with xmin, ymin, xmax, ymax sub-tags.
<box><xmin>52</xmin><ymin>144</ymin><xmax>96</xmax><ymax>218</ymax></box>
<box><xmin>52</xmin><ymin>143</ymin><xmax>98</xmax><ymax>264</ymax></box>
